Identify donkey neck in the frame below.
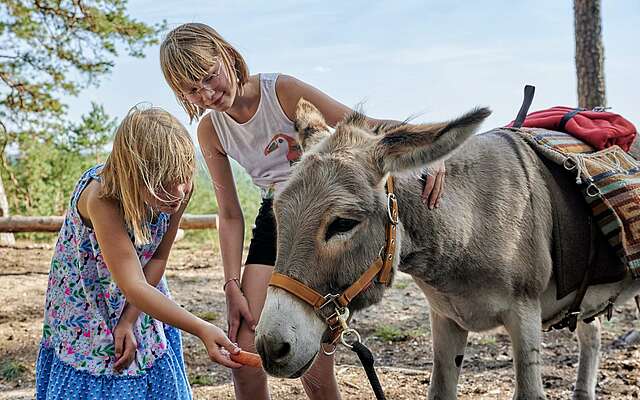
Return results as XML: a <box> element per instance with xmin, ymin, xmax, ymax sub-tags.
<box><xmin>390</xmin><ymin>162</ymin><xmax>486</xmax><ymax>291</ymax></box>
<box><xmin>396</xmin><ymin>175</ymin><xmax>465</xmax><ymax>279</ymax></box>
<box><xmin>388</xmin><ymin>130</ymin><xmax>549</xmax><ymax>293</ymax></box>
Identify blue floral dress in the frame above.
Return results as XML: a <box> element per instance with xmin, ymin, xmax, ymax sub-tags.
<box><xmin>36</xmin><ymin>165</ymin><xmax>192</xmax><ymax>399</ymax></box>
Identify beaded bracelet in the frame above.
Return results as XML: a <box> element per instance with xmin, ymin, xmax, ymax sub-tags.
<box><xmin>223</xmin><ymin>277</ymin><xmax>240</xmax><ymax>291</ymax></box>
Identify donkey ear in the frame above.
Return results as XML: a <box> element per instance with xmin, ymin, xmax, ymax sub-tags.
<box><xmin>373</xmin><ymin>107</ymin><xmax>491</xmax><ymax>174</ymax></box>
<box><xmin>294</xmin><ymin>98</ymin><xmax>332</xmax><ymax>151</ymax></box>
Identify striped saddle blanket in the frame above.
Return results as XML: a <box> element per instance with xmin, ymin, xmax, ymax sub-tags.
<box><xmin>516</xmin><ymin>128</ymin><xmax>640</xmax><ymax>279</ymax></box>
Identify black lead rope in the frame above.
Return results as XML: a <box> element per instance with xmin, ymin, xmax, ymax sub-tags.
<box><xmin>351</xmin><ymin>341</ymin><xmax>386</xmax><ymax>400</ymax></box>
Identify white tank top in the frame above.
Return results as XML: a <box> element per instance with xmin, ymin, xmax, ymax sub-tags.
<box><xmin>209</xmin><ymin>73</ymin><xmax>300</xmax><ymax>199</ymax></box>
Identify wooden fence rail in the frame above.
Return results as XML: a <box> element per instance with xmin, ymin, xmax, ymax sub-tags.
<box><xmin>0</xmin><ymin>214</ymin><xmax>218</xmax><ymax>232</ymax></box>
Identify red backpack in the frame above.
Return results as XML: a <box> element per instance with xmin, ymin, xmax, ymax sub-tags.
<box><xmin>507</xmin><ymin>86</ymin><xmax>637</xmax><ymax>152</ymax></box>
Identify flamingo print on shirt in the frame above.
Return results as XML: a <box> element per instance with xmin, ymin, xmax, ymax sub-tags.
<box><xmin>264</xmin><ymin>133</ymin><xmax>302</xmax><ymax>166</ymax></box>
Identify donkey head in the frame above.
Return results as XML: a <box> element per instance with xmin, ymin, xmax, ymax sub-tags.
<box><xmin>255</xmin><ymin>98</ymin><xmax>490</xmax><ymax>378</ymax></box>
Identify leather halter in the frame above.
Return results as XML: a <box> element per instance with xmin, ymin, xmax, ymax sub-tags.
<box><xmin>268</xmin><ymin>176</ymin><xmax>399</xmax><ymax>344</ymax></box>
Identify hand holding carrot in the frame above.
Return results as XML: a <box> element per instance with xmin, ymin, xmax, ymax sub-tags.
<box><xmin>230</xmin><ymin>350</ymin><xmax>263</xmax><ymax>368</ymax></box>
<box><xmin>197</xmin><ymin>322</ymin><xmax>243</xmax><ymax>368</ymax></box>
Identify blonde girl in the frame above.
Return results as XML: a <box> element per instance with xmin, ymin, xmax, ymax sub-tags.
<box><xmin>160</xmin><ymin>23</ymin><xmax>445</xmax><ymax>400</ymax></box>
<box><xmin>36</xmin><ymin>105</ymin><xmax>241</xmax><ymax>400</ymax></box>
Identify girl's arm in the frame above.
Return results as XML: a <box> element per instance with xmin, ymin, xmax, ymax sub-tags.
<box><xmin>274</xmin><ymin>74</ymin><xmax>390</xmax><ymax>128</ymax></box>
<box><xmin>197</xmin><ymin>116</ymin><xmax>256</xmax><ymax>343</ymax></box>
<box><xmin>118</xmin><ymin>186</ymin><xmax>193</xmax><ymax>326</ymax></box>
<box><xmin>86</xmin><ymin>188</ymin><xmax>241</xmax><ymax>368</ymax></box>
<box><xmin>275</xmin><ymin>74</ymin><xmax>446</xmax><ymax>208</ymax></box>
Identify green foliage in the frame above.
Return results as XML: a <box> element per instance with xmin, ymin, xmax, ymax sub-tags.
<box><xmin>0</xmin><ymin>2</ymin><xmax>262</xmax><ymax>248</ymax></box>
<box><xmin>0</xmin><ymin>0</ymin><xmax>163</xmax><ymax>137</ymax></box>
<box><xmin>1</xmin><ymin>103</ymin><xmax>112</xmax><ymax>223</ymax></box>
<box><xmin>0</xmin><ymin>0</ymin><xmax>161</xmax><ymax>233</ymax></box>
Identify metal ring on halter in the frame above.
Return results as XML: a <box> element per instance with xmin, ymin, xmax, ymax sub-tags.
<box><xmin>340</xmin><ymin>328</ymin><xmax>362</xmax><ymax>349</ymax></box>
<box><xmin>586</xmin><ymin>183</ymin><xmax>601</xmax><ymax>197</ymax></box>
<box><xmin>321</xmin><ymin>342</ymin><xmax>337</xmax><ymax>356</ymax></box>
<box><xmin>387</xmin><ymin>193</ymin><xmax>398</xmax><ymax>224</ymax></box>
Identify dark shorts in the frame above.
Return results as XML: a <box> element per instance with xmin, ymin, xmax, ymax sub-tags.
<box><xmin>245</xmin><ymin>198</ymin><xmax>277</xmax><ymax>266</ymax></box>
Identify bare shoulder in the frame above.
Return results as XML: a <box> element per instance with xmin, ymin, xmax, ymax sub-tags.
<box><xmin>275</xmin><ymin>74</ymin><xmax>308</xmax><ymax>121</ymax></box>
<box><xmin>78</xmin><ymin>180</ymin><xmax>121</xmax><ymax>229</ymax></box>
<box><xmin>275</xmin><ymin>74</ymin><xmax>352</xmax><ymax>127</ymax></box>
<box><xmin>275</xmin><ymin>74</ymin><xmax>302</xmax><ymax>90</ymax></box>
<box><xmin>275</xmin><ymin>74</ymin><xmax>306</xmax><ymax>99</ymax></box>
<box><xmin>197</xmin><ymin>112</ymin><xmax>226</xmax><ymax>155</ymax></box>
<box><xmin>196</xmin><ymin>112</ymin><xmax>214</xmax><ymax>141</ymax></box>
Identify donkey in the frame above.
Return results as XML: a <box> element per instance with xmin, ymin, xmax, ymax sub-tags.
<box><xmin>254</xmin><ymin>99</ymin><xmax>640</xmax><ymax>399</ymax></box>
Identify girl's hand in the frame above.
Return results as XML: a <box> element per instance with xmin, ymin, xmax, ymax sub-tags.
<box><xmin>421</xmin><ymin>160</ymin><xmax>446</xmax><ymax>209</ymax></box>
<box><xmin>224</xmin><ymin>282</ymin><xmax>256</xmax><ymax>343</ymax></box>
<box><xmin>113</xmin><ymin>321</ymin><xmax>138</xmax><ymax>372</ymax></box>
<box><xmin>197</xmin><ymin>322</ymin><xmax>243</xmax><ymax>368</ymax></box>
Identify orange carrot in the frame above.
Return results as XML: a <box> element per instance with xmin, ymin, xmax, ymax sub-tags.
<box><xmin>230</xmin><ymin>350</ymin><xmax>263</xmax><ymax>368</ymax></box>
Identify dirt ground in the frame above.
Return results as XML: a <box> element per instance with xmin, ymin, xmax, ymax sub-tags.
<box><xmin>1</xmin><ymin>240</ymin><xmax>639</xmax><ymax>399</ymax></box>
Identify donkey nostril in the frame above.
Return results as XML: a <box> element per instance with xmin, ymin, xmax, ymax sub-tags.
<box><xmin>272</xmin><ymin>341</ymin><xmax>291</xmax><ymax>360</ymax></box>
<box><xmin>257</xmin><ymin>336</ymin><xmax>292</xmax><ymax>364</ymax></box>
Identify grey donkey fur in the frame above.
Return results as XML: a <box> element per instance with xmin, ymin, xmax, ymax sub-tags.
<box><xmin>255</xmin><ymin>99</ymin><xmax>640</xmax><ymax>400</ymax></box>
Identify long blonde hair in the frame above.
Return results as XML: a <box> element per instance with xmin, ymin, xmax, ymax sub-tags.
<box><xmin>100</xmin><ymin>105</ymin><xmax>195</xmax><ymax>245</ymax></box>
<box><xmin>160</xmin><ymin>23</ymin><xmax>250</xmax><ymax>122</ymax></box>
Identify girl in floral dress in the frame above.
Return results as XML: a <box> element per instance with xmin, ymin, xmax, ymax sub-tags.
<box><xmin>36</xmin><ymin>105</ymin><xmax>241</xmax><ymax>400</ymax></box>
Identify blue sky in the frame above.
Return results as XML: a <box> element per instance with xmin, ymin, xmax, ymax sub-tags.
<box><xmin>65</xmin><ymin>0</ymin><xmax>640</xmax><ymax>139</ymax></box>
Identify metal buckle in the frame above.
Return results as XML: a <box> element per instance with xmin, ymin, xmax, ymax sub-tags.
<box><xmin>319</xmin><ymin>293</ymin><xmax>342</xmax><ymax>312</ymax></box>
<box><xmin>318</xmin><ymin>293</ymin><xmax>349</xmax><ymax>330</ymax></box>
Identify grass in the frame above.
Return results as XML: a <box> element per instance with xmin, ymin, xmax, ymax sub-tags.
<box><xmin>194</xmin><ymin>310</ymin><xmax>220</xmax><ymax>322</ymax></box>
<box><xmin>393</xmin><ymin>280</ymin><xmax>410</xmax><ymax>290</ymax></box>
<box><xmin>0</xmin><ymin>360</ymin><xmax>27</xmax><ymax>381</ymax></box>
<box><xmin>373</xmin><ymin>324</ymin><xmax>426</xmax><ymax>342</ymax></box>
<box><xmin>478</xmin><ymin>335</ymin><xmax>497</xmax><ymax>346</ymax></box>
<box><xmin>189</xmin><ymin>373</ymin><xmax>216</xmax><ymax>386</ymax></box>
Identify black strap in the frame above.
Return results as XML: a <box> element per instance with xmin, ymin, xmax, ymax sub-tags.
<box><xmin>351</xmin><ymin>341</ymin><xmax>386</xmax><ymax>400</ymax></box>
<box><xmin>558</xmin><ymin>108</ymin><xmax>583</xmax><ymax>131</ymax></box>
<box><xmin>512</xmin><ymin>85</ymin><xmax>536</xmax><ymax>128</ymax></box>
<box><xmin>551</xmin><ymin>217</ymin><xmax>599</xmax><ymax>331</ymax></box>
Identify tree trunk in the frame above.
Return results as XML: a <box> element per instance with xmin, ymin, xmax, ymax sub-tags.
<box><xmin>0</xmin><ymin>175</ymin><xmax>16</xmax><ymax>245</ymax></box>
<box><xmin>0</xmin><ymin>214</ymin><xmax>218</xmax><ymax>232</ymax></box>
<box><xmin>574</xmin><ymin>0</ymin><xmax>606</xmax><ymax>109</ymax></box>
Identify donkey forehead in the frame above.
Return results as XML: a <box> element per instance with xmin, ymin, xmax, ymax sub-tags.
<box><xmin>275</xmin><ymin>154</ymin><xmax>377</xmax><ymax>217</ymax></box>
<box><xmin>325</xmin><ymin>123</ymin><xmax>374</xmax><ymax>152</ymax></box>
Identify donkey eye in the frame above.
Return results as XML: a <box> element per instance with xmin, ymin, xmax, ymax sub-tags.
<box><xmin>325</xmin><ymin>218</ymin><xmax>360</xmax><ymax>241</ymax></box>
